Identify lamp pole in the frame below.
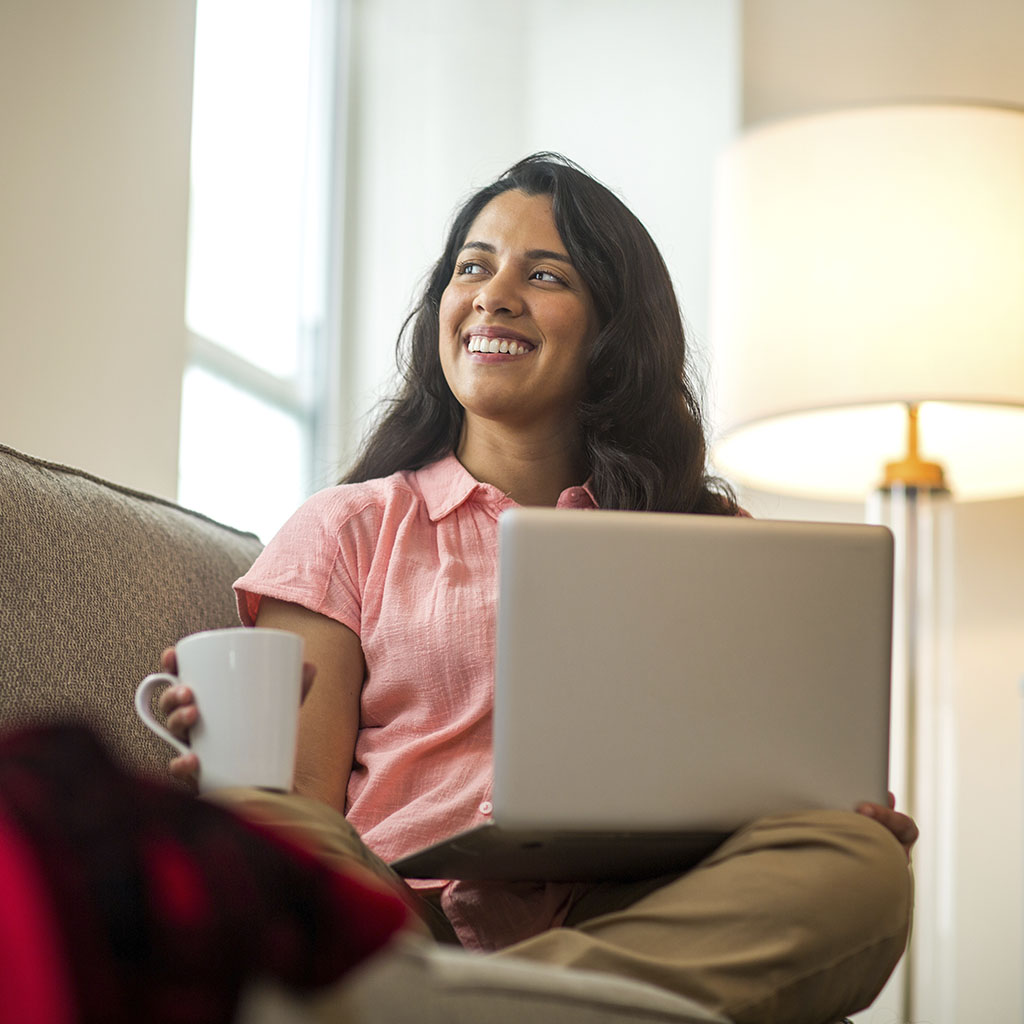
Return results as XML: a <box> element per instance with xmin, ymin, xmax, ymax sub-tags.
<box><xmin>868</xmin><ymin>403</ymin><xmax>955</xmax><ymax>1024</ymax></box>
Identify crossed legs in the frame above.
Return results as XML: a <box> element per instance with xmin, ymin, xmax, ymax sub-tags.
<box><xmin>210</xmin><ymin>790</ymin><xmax>911</xmax><ymax>1024</ymax></box>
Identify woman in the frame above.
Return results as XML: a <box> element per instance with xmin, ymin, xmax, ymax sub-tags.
<box><xmin>163</xmin><ymin>154</ymin><xmax>915</xmax><ymax>1024</ymax></box>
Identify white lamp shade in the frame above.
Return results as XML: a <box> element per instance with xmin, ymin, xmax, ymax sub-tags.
<box><xmin>710</xmin><ymin>104</ymin><xmax>1024</xmax><ymax>501</ymax></box>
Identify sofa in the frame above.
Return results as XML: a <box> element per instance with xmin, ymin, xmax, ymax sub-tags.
<box><xmin>0</xmin><ymin>441</ymin><xmax>732</xmax><ymax>1024</ymax></box>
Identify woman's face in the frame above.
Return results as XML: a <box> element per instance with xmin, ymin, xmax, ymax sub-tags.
<box><xmin>438</xmin><ymin>189</ymin><xmax>600</xmax><ymax>440</ymax></box>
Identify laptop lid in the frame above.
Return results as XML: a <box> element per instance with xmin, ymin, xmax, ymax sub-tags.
<box><xmin>491</xmin><ymin>509</ymin><xmax>893</xmax><ymax>833</ymax></box>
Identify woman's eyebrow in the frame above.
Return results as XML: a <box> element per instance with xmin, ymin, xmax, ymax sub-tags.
<box><xmin>525</xmin><ymin>248</ymin><xmax>572</xmax><ymax>265</ymax></box>
<box><xmin>459</xmin><ymin>241</ymin><xmax>573</xmax><ymax>265</ymax></box>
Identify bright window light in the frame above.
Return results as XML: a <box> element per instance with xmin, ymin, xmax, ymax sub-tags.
<box><xmin>186</xmin><ymin>0</ymin><xmax>313</xmax><ymax>379</ymax></box>
<box><xmin>180</xmin><ymin>0</ymin><xmax>339</xmax><ymax>542</ymax></box>
<box><xmin>179</xmin><ymin>366</ymin><xmax>305</xmax><ymax>543</ymax></box>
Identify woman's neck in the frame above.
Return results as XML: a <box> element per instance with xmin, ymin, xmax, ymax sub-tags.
<box><xmin>455</xmin><ymin>420</ymin><xmax>588</xmax><ymax>507</ymax></box>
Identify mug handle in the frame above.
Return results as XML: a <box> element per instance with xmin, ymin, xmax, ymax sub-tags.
<box><xmin>134</xmin><ymin>673</ymin><xmax>191</xmax><ymax>756</ymax></box>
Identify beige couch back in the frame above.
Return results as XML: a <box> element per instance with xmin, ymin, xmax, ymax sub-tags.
<box><xmin>0</xmin><ymin>443</ymin><xmax>263</xmax><ymax>777</ymax></box>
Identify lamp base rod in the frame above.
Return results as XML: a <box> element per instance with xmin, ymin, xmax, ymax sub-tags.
<box><xmin>868</xmin><ymin>477</ymin><xmax>955</xmax><ymax>1024</ymax></box>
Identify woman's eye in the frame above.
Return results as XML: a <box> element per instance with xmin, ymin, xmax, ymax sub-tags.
<box><xmin>456</xmin><ymin>261</ymin><xmax>486</xmax><ymax>276</ymax></box>
<box><xmin>532</xmin><ymin>269</ymin><xmax>565</xmax><ymax>284</ymax></box>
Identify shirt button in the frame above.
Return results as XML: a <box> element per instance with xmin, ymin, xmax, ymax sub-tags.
<box><xmin>479</xmin><ymin>800</ymin><xmax>493</xmax><ymax>816</ymax></box>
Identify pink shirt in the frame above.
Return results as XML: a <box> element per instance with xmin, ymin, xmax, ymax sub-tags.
<box><xmin>234</xmin><ymin>454</ymin><xmax>597</xmax><ymax>950</ymax></box>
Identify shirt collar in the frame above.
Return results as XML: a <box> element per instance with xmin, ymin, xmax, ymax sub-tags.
<box><xmin>415</xmin><ymin>454</ymin><xmax>490</xmax><ymax>522</ymax></box>
<box><xmin>415</xmin><ymin>454</ymin><xmax>599</xmax><ymax>522</ymax></box>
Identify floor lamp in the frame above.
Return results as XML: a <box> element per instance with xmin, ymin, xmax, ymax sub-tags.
<box><xmin>708</xmin><ymin>103</ymin><xmax>1024</xmax><ymax>1023</ymax></box>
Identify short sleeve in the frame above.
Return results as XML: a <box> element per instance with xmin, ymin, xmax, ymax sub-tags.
<box><xmin>233</xmin><ymin>487</ymin><xmax>382</xmax><ymax>637</ymax></box>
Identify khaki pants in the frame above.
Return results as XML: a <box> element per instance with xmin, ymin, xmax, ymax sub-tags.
<box><xmin>209</xmin><ymin>790</ymin><xmax>911</xmax><ymax>1024</ymax></box>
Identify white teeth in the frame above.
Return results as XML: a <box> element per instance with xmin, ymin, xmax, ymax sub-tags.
<box><xmin>466</xmin><ymin>335</ymin><xmax>529</xmax><ymax>356</ymax></box>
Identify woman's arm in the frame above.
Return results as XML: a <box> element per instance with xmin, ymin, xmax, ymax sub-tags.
<box><xmin>254</xmin><ymin>597</ymin><xmax>365</xmax><ymax>812</ymax></box>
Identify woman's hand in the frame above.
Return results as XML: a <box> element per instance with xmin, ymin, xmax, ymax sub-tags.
<box><xmin>154</xmin><ymin>645</ymin><xmax>318</xmax><ymax>784</ymax></box>
<box><xmin>857</xmin><ymin>792</ymin><xmax>919</xmax><ymax>858</ymax></box>
<box><xmin>155</xmin><ymin>647</ymin><xmax>201</xmax><ymax>782</ymax></box>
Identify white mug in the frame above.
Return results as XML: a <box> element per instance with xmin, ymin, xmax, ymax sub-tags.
<box><xmin>135</xmin><ymin>627</ymin><xmax>304</xmax><ymax>793</ymax></box>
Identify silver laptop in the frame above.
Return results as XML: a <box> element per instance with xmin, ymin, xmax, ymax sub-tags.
<box><xmin>391</xmin><ymin>508</ymin><xmax>893</xmax><ymax>882</ymax></box>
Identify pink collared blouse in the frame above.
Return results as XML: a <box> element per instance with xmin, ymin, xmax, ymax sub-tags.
<box><xmin>234</xmin><ymin>454</ymin><xmax>597</xmax><ymax>950</ymax></box>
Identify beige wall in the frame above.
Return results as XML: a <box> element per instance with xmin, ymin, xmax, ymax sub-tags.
<box><xmin>743</xmin><ymin>0</ymin><xmax>1024</xmax><ymax>126</ymax></box>
<box><xmin>739</xmin><ymin>3</ymin><xmax>1024</xmax><ymax>1021</ymax></box>
<box><xmin>0</xmin><ymin>0</ymin><xmax>195</xmax><ymax>499</ymax></box>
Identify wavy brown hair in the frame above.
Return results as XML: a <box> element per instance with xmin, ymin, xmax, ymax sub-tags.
<box><xmin>343</xmin><ymin>153</ymin><xmax>735</xmax><ymax>515</ymax></box>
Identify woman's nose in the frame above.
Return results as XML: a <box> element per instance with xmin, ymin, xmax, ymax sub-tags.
<box><xmin>473</xmin><ymin>269</ymin><xmax>523</xmax><ymax>316</ymax></box>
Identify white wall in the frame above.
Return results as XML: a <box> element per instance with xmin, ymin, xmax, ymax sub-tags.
<box><xmin>739</xmin><ymin>3</ymin><xmax>1024</xmax><ymax>1021</ymax></box>
<box><xmin>0</xmin><ymin>0</ymin><xmax>195</xmax><ymax>499</ymax></box>
<box><xmin>336</xmin><ymin>0</ymin><xmax>740</xmax><ymax>469</ymax></box>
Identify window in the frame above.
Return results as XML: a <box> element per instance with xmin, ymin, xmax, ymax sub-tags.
<box><xmin>179</xmin><ymin>0</ymin><xmax>342</xmax><ymax>542</ymax></box>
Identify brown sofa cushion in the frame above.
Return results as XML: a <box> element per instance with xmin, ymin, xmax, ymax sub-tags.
<box><xmin>0</xmin><ymin>443</ymin><xmax>264</xmax><ymax>778</ymax></box>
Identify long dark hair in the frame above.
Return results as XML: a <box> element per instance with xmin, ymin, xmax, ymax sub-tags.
<box><xmin>343</xmin><ymin>153</ymin><xmax>736</xmax><ymax>515</ymax></box>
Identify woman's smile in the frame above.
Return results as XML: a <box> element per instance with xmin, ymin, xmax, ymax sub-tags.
<box><xmin>463</xmin><ymin>325</ymin><xmax>536</xmax><ymax>357</ymax></box>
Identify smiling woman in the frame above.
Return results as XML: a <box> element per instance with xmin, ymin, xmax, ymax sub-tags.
<box><xmin>161</xmin><ymin>153</ymin><xmax>915</xmax><ymax>1024</ymax></box>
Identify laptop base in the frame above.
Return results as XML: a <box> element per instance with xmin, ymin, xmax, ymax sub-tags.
<box><xmin>390</xmin><ymin>823</ymin><xmax>730</xmax><ymax>882</ymax></box>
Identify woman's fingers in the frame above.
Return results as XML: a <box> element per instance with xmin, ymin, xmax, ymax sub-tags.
<box><xmin>856</xmin><ymin>800</ymin><xmax>920</xmax><ymax>858</ymax></box>
<box><xmin>157</xmin><ymin>683</ymin><xmax>191</xmax><ymax>713</ymax></box>
<box><xmin>169</xmin><ymin>751</ymin><xmax>200</xmax><ymax>784</ymax></box>
<box><xmin>156</xmin><ymin>682</ymin><xmax>197</xmax><ymax>741</ymax></box>
<box><xmin>159</xmin><ymin>647</ymin><xmax>177</xmax><ymax>674</ymax></box>
<box><xmin>166</xmin><ymin>702</ymin><xmax>199</xmax><ymax>741</ymax></box>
